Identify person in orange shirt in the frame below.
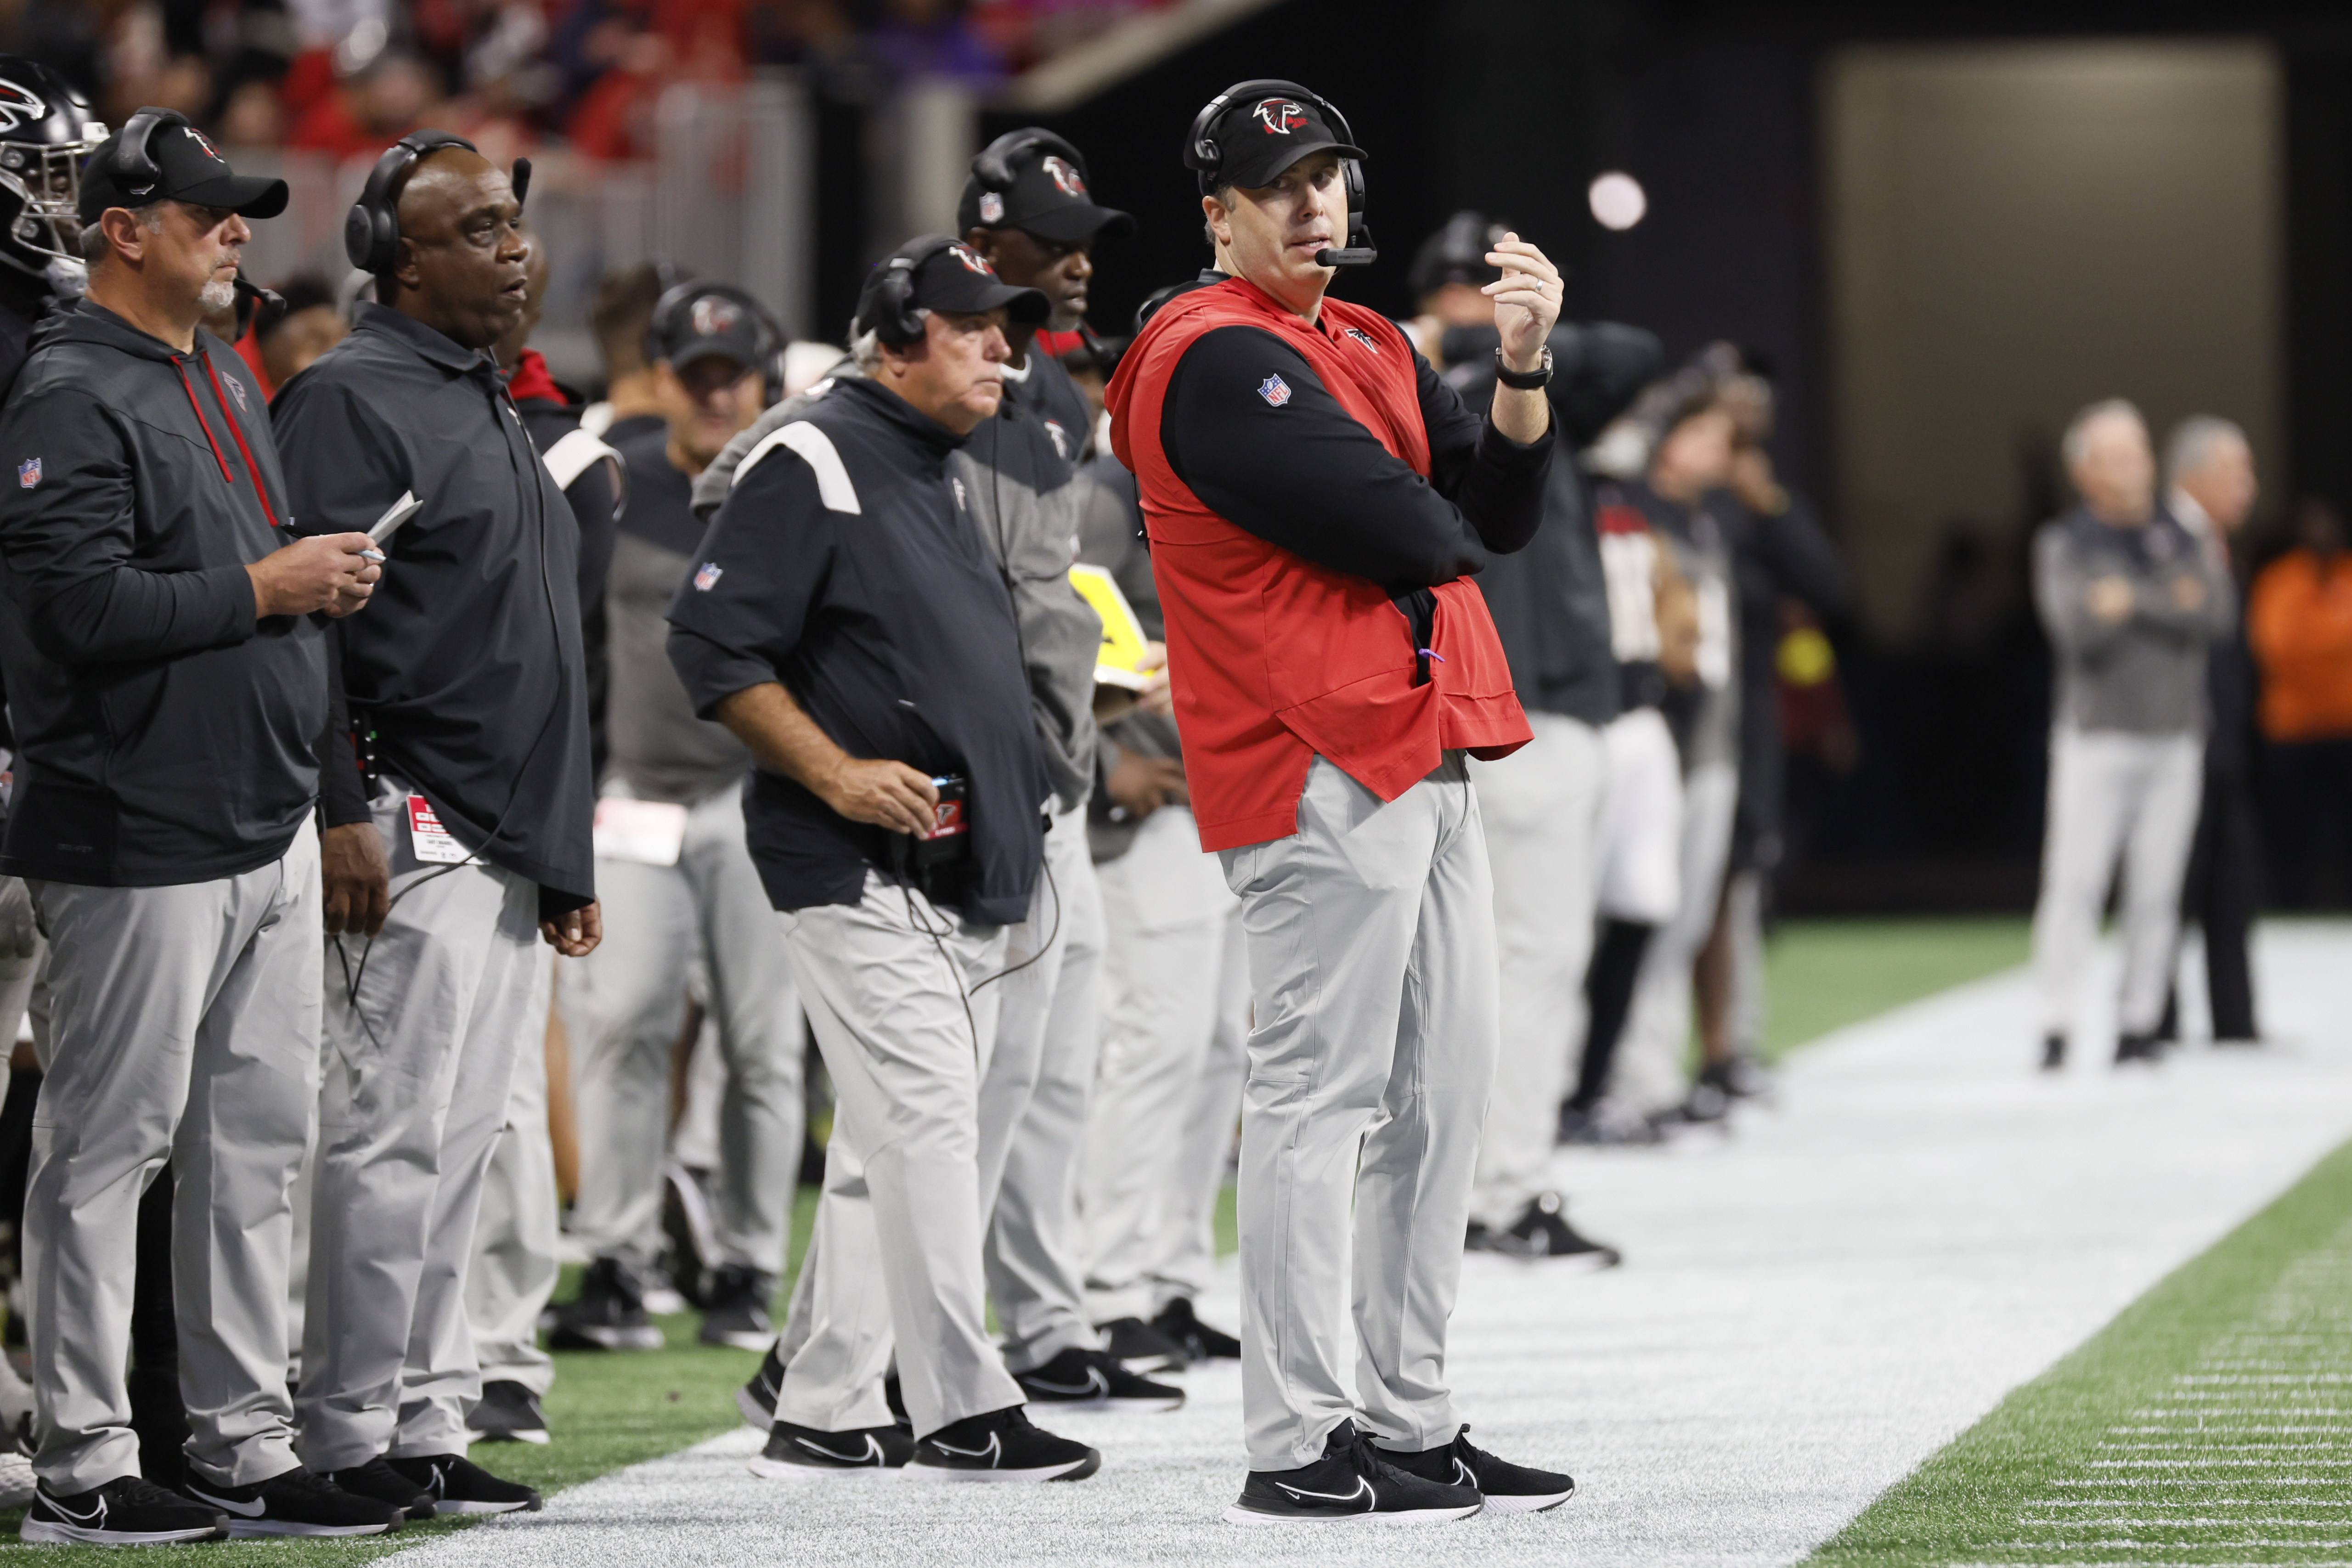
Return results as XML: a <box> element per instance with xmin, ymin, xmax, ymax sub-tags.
<box><xmin>2248</xmin><ymin>497</ymin><xmax>2352</xmax><ymax>906</ymax></box>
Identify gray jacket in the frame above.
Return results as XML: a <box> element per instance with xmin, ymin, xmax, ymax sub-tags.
<box><xmin>694</xmin><ymin>360</ymin><xmax>1102</xmax><ymax>813</ymax></box>
<box><xmin>2032</xmin><ymin>508</ymin><xmax>2233</xmax><ymax>737</ymax></box>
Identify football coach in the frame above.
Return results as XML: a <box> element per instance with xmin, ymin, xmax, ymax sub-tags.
<box><xmin>1105</xmin><ymin>79</ymin><xmax>1576</xmax><ymax>1523</ymax></box>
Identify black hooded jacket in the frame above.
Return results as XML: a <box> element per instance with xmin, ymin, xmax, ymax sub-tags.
<box><xmin>0</xmin><ymin>300</ymin><xmax>321</xmax><ymax>885</ymax></box>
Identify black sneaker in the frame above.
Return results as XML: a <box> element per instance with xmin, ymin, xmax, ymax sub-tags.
<box><xmin>1378</xmin><ymin>1425</ymin><xmax>1574</xmax><ymax>1515</ymax></box>
<box><xmin>698</xmin><ymin>1265</ymin><xmax>777</xmax><ymax>1351</ymax></box>
<box><xmin>21</xmin><ymin>1474</ymin><xmax>230</xmax><ymax>1545</ymax></box>
<box><xmin>183</xmin><ymin>1466</ymin><xmax>404</xmax><ymax>1538</ymax></box>
<box><xmin>1224</xmin><ymin>1421</ymin><xmax>1481</xmax><ymax>1525</ymax></box>
<box><xmin>467</xmin><ymin>1379</ymin><xmax>550</xmax><ymax>1445</ymax></box>
<box><xmin>1013</xmin><ymin>1348</ymin><xmax>1184</xmax><ymax>1413</ymax></box>
<box><xmin>385</xmin><ymin>1453</ymin><xmax>543</xmax><ymax>1516</ymax></box>
<box><xmin>549</xmin><ymin>1258</ymin><xmax>665</xmax><ymax>1352</ymax></box>
<box><xmin>736</xmin><ymin>1340</ymin><xmax>785</xmax><ymax>1430</ymax></box>
<box><xmin>320</xmin><ymin>1456</ymin><xmax>435</xmax><ymax>1520</ymax></box>
<box><xmin>1704</xmin><ymin>1053</ymin><xmax>1772</xmax><ymax>1100</ymax></box>
<box><xmin>746</xmin><ymin>1420</ymin><xmax>914</xmax><ymax>1479</ymax></box>
<box><xmin>904</xmin><ymin>1406</ymin><xmax>1100</xmax><ymax>1483</ymax></box>
<box><xmin>1466</xmin><ymin>1193</ymin><xmax>1624</xmax><ymax>1268</ymax></box>
<box><xmin>2115</xmin><ymin>1031</ymin><xmax>2165</xmax><ymax>1066</ymax></box>
<box><xmin>2042</xmin><ymin>1033</ymin><xmax>2067</xmax><ymax>1072</ymax></box>
<box><xmin>1151</xmin><ymin>1296</ymin><xmax>1241</xmax><ymax>1362</ymax></box>
<box><xmin>1094</xmin><ymin>1316</ymin><xmax>1186</xmax><ymax>1373</ymax></box>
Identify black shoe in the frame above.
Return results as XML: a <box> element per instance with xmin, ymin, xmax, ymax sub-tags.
<box><xmin>183</xmin><ymin>1466</ymin><xmax>404</xmax><ymax>1538</ymax></box>
<box><xmin>549</xmin><ymin>1258</ymin><xmax>664</xmax><ymax>1352</ymax></box>
<box><xmin>1013</xmin><ymin>1348</ymin><xmax>1184</xmax><ymax>1413</ymax></box>
<box><xmin>21</xmin><ymin>1474</ymin><xmax>230</xmax><ymax>1545</ymax></box>
<box><xmin>1378</xmin><ymin>1425</ymin><xmax>1575</xmax><ymax>1515</ymax></box>
<box><xmin>698</xmin><ymin>1265</ymin><xmax>777</xmax><ymax>1351</ymax></box>
<box><xmin>1151</xmin><ymin>1296</ymin><xmax>1241</xmax><ymax>1362</ymax></box>
<box><xmin>1703</xmin><ymin>1053</ymin><xmax>1772</xmax><ymax>1100</ymax></box>
<box><xmin>1467</xmin><ymin>1193</ymin><xmax>1623</xmax><ymax>1268</ymax></box>
<box><xmin>746</xmin><ymin>1419</ymin><xmax>914</xmax><ymax>1479</ymax></box>
<box><xmin>736</xmin><ymin>1340</ymin><xmax>785</xmax><ymax>1431</ymax></box>
<box><xmin>384</xmin><ymin>1453</ymin><xmax>543</xmax><ymax>1516</ymax></box>
<box><xmin>467</xmin><ymin>1379</ymin><xmax>550</xmax><ymax>1445</ymax></box>
<box><xmin>2041</xmin><ymin>1033</ymin><xmax>2067</xmax><ymax>1072</ymax></box>
<box><xmin>1224</xmin><ymin>1421</ymin><xmax>1482</xmax><ymax>1525</ymax></box>
<box><xmin>321</xmin><ymin>1456</ymin><xmax>435</xmax><ymax>1521</ymax></box>
<box><xmin>904</xmin><ymin>1406</ymin><xmax>1100</xmax><ymax>1483</ymax></box>
<box><xmin>1094</xmin><ymin>1315</ymin><xmax>1186</xmax><ymax>1373</ymax></box>
<box><xmin>2115</xmin><ymin>1031</ymin><xmax>2165</xmax><ymax>1066</ymax></box>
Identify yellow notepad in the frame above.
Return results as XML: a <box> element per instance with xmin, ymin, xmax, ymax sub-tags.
<box><xmin>1069</xmin><ymin>564</ymin><xmax>1152</xmax><ymax>690</ymax></box>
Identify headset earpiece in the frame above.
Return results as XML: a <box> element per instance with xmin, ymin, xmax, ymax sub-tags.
<box><xmin>111</xmin><ymin>106</ymin><xmax>184</xmax><ymax>198</ymax></box>
<box><xmin>1183</xmin><ymin>78</ymin><xmax>1373</xmax><ymax>264</ymax></box>
<box><xmin>970</xmin><ymin>128</ymin><xmax>1089</xmax><ymax>197</ymax></box>
<box><xmin>869</xmin><ymin>236</ymin><xmax>957</xmax><ymax>349</ymax></box>
<box><xmin>343</xmin><ymin>129</ymin><xmax>481</xmax><ymax>276</ymax></box>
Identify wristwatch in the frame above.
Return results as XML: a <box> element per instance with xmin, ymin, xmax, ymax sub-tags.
<box><xmin>1494</xmin><ymin>345</ymin><xmax>1553</xmax><ymax>390</ymax></box>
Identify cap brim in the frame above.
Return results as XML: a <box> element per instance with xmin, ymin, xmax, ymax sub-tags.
<box><xmin>671</xmin><ymin>341</ymin><xmax>761</xmax><ymax>372</ymax></box>
<box><xmin>1226</xmin><ymin>137</ymin><xmax>1365</xmax><ymax>192</ymax></box>
<box><xmin>180</xmin><ymin>172</ymin><xmax>290</xmax><ymax>220</ymax></box>
<box><xmin>932</xmin><ymin>279</ymin><xmax>1051</xmax><ymax>327</ymax></box>
<box><xmin>1017</xmin><ymin>203</ymin><xmax>1137</xmax><ymax>245</ymax></box>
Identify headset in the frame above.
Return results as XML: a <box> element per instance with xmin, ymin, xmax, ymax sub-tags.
<box><xmin>864</xmin><ymin>235</ymin><xmax>960</xmax><ymax>348</ymax></box>
<box><xmin>344</xmin><ymin>128</ymin><xmax>532</xmax><ymax>276</ymax></box>
<box><xmin>970</xmin><ymin>127</ymin><xmax>1092</xmax><ymax>202</ymax></box>
<box><xmin>1182</xmin><ymin>78</ymin><xmax>1374</xmax><ymax>267</ymax></box>
<box><xmin>106</xmin><ymin>107</ymin><xmax>288</xmax><ymax>325</ymax></box>
<box><xmin>645</xmin><ymin>279</ymin><xmax>789</xmax><ymax>407</ymax></box>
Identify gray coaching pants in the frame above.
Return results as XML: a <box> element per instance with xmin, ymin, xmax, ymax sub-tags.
<box><xmin>465</xmin><ymin>956</ymin><xmax>558</xmax><ymax>1398</ymax></box>
<box><xmin>771</xmin><ymin>870</ymin><xmax>1022</xmax><ymax>1439</ymax></box>
<box><xmin>300</xmin><ymin>784</ymin><xmax>545</xmax><ymax>1469</ymax></box>
<box><xmin>1219</xmin><ymin>755</ymin><xmax>1499</xmax><ymax>1471</ymax></box>
<box><xmin>568</xmin><ymin>783</ymin><xmax>803</xmax><ymax>1274</ymax></box>
<box><xmin>25</xmin><ymin>823</ymin><xmax>321</xmax><ymax>1493</ymax></box>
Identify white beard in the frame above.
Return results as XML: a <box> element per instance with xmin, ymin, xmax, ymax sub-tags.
<box><xmin>199</xmin><ymin>278</ymin><xmax>236</xmax><ymax>312</ymax></box>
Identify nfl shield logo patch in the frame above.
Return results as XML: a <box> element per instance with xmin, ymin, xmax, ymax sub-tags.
<box><xmin>693</xmin><ymin>561</ymin><xmax>723</xmax><ymax>591</ymax></box>
<box><xmin>1258</xmin><ymin>375</ymin><xmax>1292</xmax><ymax>408</ymax></box>
<box><xmin>15</xmin><ymin>457</ymin><xmax>37</xmax><ymax>490</ymax></box>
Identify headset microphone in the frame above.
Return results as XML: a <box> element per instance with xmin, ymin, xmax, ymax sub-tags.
<box><xmin>1314</xmin><ymin>244</ymin><xmax>1376</xmax><ymax>269</ymax></box>
<box><xmin>233</xmin><ymin>272</ymin><xmax>286</xmax><ymax>328</ymax></box>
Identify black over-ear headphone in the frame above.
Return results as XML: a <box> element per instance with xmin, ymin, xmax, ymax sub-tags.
<box><xmin>1183</xmin><ymin>79</ymin><xmax>1375</xmax><ymax>267</ymax></box>
<box><xmin>110</xmin><ymin>105</ymin><xmax>184</xmax><ymax>199</ymax></box>
<box><xmin>645</xmin><ymin>280</ymin><xmax>789</xmax><ymax>407</ymax></box>
<box><xmin>344</xmin><ymin>130</ymin><xmax>534</xmax><ymax>276</ymax></box>
<box><xmin>865</xmin><ymin>236</ymin><xmax>959</xmax><ymax>348</ymax></box>
<box><xmin>971</xmin><ymin>127</ymin><xmax>1090</xmax><ymax>197</ymax></box>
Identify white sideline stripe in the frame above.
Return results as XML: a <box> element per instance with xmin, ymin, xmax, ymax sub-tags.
<box><xmin>390</xmin><ymin>925</ymin><xmax>2352</xmax><ymax>1568</ymax></box>
<box><xmin>732</xmin><ymin>422</ymin><xmax>859</xmax><ymax>512</ymax></box>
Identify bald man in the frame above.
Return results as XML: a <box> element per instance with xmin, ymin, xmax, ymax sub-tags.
<box><xmin>273</xmin><ymin>136</ymin><xmax>597</xmax><ymax>1517</ymax></box>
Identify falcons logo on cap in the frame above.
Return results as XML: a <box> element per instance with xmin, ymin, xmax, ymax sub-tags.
<box><xmin>948</xmin><ymin>243</ymin><xmax>994</xmax><ymax>276</ymax></box>
<box><xmin>1042</xmin><ymin>155</ymin><xmax>1086</xmax><ymax>197</ymax></box>
<box><xmin>0</xmin><ymin>80</ymin><xmax>46</xmax><ymax>135</ymax></box>
<box><xmin>1254</xmin><ymin>99</ymin><xmax>1308</xmax><ymax>135</ymax></box>
<box><xmin>691</xmin><ymin>296</ymin><xmax>743</xmax><ymax>336</ymax></box>
<box><xmin>186</xmin><ymin>126</ymin><xmax>224</xmax><ymax>162</ymax></box>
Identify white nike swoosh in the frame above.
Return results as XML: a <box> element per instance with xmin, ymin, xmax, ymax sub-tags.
<box><xmin>45</xmin><ymin>1494</ymin><xmax>105</xmax><ymax>1526</ymax></box>
<box><xmin>1025</xmin><ymin>1367</ymin><xmax>1109</xmax><ymax>1399</ymax></box>
<box><xmin>1275</xmin><ymin>1476</ymin><xmax>1374</xmax><ymax>1509</ymax></box>
<box><xmin>794</xmin><ymin>1433</ymin><xmax>883</xmax><ymax>1466</ymax></box>
<box><xmin>1454</xmin><ymin>1458</ymin><xmax>1478</xmax><ymax>1489</ymax></box>
<box><xmin>185</xmin><ymin>1485</ymin><xmax>266</xmax><ymax>1518</ymax></box>
<box><xmin>928</xmin><ymin>1433</ymin><xmax>1001</xmax><ymax>1466</ymax></box>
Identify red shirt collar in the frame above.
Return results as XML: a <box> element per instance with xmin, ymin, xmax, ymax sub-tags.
<box><xmin>504</xmin><ymin>347</ymin><xmax>567</xmax><ymax>406</ymax></box>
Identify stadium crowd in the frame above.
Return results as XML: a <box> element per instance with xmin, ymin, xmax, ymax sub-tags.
<box><xmin>0</xmin><ymin>30</ymin><xmax>2302</xmax><ymax>1546</ymax></box>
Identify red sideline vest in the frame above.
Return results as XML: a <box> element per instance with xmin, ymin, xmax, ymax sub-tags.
<box><xmin>1107</xmin><ymin>276</ymin><xmax>1531</xmax><ymax>852</ymax></box>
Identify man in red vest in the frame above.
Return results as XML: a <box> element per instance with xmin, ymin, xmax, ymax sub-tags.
<box><xmin>1105</xmin><ymin>79</ymin><xmax>1577</xmax><ymax>1524</ymax></box>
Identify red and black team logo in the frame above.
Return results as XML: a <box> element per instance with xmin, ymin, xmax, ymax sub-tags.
<box><xmin>186</xmin><ymin>126</ymin><xmax>225</xmax><ymax>163</ymax></box>
<box><xmin>690</xmin><ymin>295</ymin><xmax>743</xmax><ymax>337</ymax></box>
<box><xmin>1253</xmin><ymin>98</ymin><xmax>1308</xmax><ymax>136</ymax></box>
<box><xmin>948</xmin><ymin>242</ymin><xmax>995</xmax><ymax>276</ymax></box>
<box><xmin>1041</xmin><ymin>155</ymin><xmax>1086</xmax><ymax>197</ymax></box>
<box><xmin>0</xmin><ymin>80</ymin><xmax>47</xmax><ymax>136</ymax></box>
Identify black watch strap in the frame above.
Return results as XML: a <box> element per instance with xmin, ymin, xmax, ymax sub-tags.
<box><xmin>1494</xmin><ymin>344</ymin><xmax>1554</xmax><ymax>389</ymax></box>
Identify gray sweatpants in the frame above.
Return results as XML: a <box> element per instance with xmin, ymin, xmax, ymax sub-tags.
<box><xmin>26</xmin><ymin>824</ymin><xmax>321</xmax><ymax>1493</ymax></box>
<box><xmin>1081</xmin><ymin>805</ymin><xmax>1247</xmax><ymax>1325</ymax></box>
<box><xmin>299</xmin><ymin>784</ymin><xmax>546</xmax><ymax>1469</ymax></box>
<box><xmin>1470</xmin><ymin>712</ymin><xmax>1608</xmax><ymax>1230</ymax></box>
<box><xmin>1218</xmin><ymin>755</ymin><xmax>1499</xmax><ymax>1471</ymax></box>
<box><xmin>464</xmin><ymin>956</ymin><xmax>558</xmax><ymax>1398</ymax></box>
<box><xmin>772</xmin><ymin>870</ymin><xmax>1021</xmax><ymax>1439</ymax></box>
<box><xmin>569</xmin><ymin>784</ymin><xmax>803</xmax><ymax>1274</ymax></box>
<box><xmin>2032</xmin><ymin>726</ymin><xmax>2205</xmax><ymax>1038</ymax></box>
<box><xmin>1607</xmin><ymin>760</ymin><xmax>1738</xmax><ymax>1119</ymax></box>
<box><xmin>980</xmin><ymin>803</ymin><xmax>1106</xmax><ymax>1372</ymax></box>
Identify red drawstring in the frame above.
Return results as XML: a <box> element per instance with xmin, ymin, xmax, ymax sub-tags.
<box><xmin>202</xmin><ymin>350</ymin><xmax>280</xmax><ymax>530</ymax></box>
<box><xmin>174</xmin><ymin>358</ymin><xmax>234</xmax><ymax>483</ymax></box>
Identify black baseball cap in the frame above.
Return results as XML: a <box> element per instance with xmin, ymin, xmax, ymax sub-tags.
<box><xmin>957</xmin><ymin>136</ymin><xmax>1135</xmax><ymax>246</ymax></box>
<box><xmin>1198</xmin><ymin>89</ymin><xmax>1365</xmax><ymax>194</ymax></box>
<box><xmin>854</xmin><ymin>237</ymin><xmax>1050</xmax><ymax>338</ymax></box>
<box><xmin>648</xmin><ymin>284</ymin><xmax>771</xmax><ymax>372</ymax></box>
<box><xmin>78</xmin><ymin>113</ymin><xmax>288</xmax><ymax>225</ymax></box>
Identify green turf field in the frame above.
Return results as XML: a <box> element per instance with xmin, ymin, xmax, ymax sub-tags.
<box><xmin>1807</xmin><ymin>1134</ymin><xmax>2352</xmax><ymax>1567</ymax></box>
<box><xmin>0</xmin><ymin>916</ymin><xmax>2034</xmax><ymax>1559</ymax></box>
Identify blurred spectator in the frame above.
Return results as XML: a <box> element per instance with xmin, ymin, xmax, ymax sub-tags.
<box><xmin>287</xmin><ymin>48</ymin><xmax>440</xmax><ymax>158</ymax></box>
<box><xmin>564</xmin><ymin>3</ymin><xmax>744</xmax><ymax>161</ymax></box>
<box><xmin>579</xmin><ymin>260</ymin><xmax>674</xmax><ymax>434</ymax></box>
<box><xmin>2248</xmin><ymin>497</ymin><xmax>2352</xmax><ymax>908</ymax></box>
<box><xmin>218</xmin><ymin>78</ymin><xmax>289</xmax><ymax>147</ymax></box>
<box><xmin>870</xmin><ymin>0</ymin><xmax>1002</xmax><ymax>82</ymax></box>
<box><xmin>236</xmin><ymin>273</ymin><xmax>346</xmax><ymax>400</ymax></box>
